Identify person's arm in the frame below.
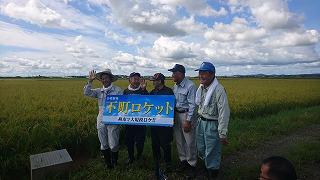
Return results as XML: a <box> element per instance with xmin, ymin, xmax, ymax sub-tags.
<box><xmin>140</xmin><ymin>78</ymin><xmax>147</xmax><ymax>92</ymax></box>
<box><xmin>169</xmin><ymin>88</ymin><xmax>174</xmax><ymax>95</ymax></box>
<box><xmin>123</xmin><ymin>89</ymin><xmax>128</xmax><ymax>95</ymax></box>
<box><xmin>217</xmin><ymin>87</ymin><xmax>230</xmax><ymax>145</ymax></box>
<box><xmin>183</xmin><ymin>83</ymin><xmax>197</xmax><ymax>133</ymax></box>
<box><xmin>186</xmin><ymin>84</ymin><xmax>197</xmax><ymax>121</ymax></box>
<box><xmin>84</xmin><ymin>70</ymin><xmax>99</xmax><ymax>98</ymax></box>
<box><xmin>116</xmin><ymin>86</ymin><xmax>123</xmax><ymax>95</ymax></box>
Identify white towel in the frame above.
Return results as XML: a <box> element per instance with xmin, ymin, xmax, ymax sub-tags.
<box><xmin>101</xmin><ymin>84</ymin><xmax>113</xmax><ymax>93</ymax></box>
<box><xmin>128</xmin><ymin>84</ymin><xmax>141</xmax><ymax>91</ymax></box>
<box><xmin>195</xmin><ymin>78</ymin><xmax>219</xmax><ymax>106</ymax></box>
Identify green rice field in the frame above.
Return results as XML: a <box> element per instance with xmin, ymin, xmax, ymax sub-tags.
<box><xmin>0</xmin><ymin>78</ymin><xmax>319</xmax><ymax>179</ymax></box>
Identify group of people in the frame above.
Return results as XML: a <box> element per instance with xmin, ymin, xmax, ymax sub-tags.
<box><xmin>83</xmin><ymin>61</ymin><xmax>297</xmax><ymax>180</ymax></box>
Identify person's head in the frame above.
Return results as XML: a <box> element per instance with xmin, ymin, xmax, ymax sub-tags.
<box><xmin>195</xmin><ymin>62</ymin><xmax>215</xmax><ymax>87</ymax></box>
<box><xmin>150</xmin><ymin>73</ymin><xmax>165</xmax><ymax>89</ymax></box>
<box><xmin>260</xmin><ymin>156</ymin><xmax>297</xmax><ymax>180</ymax></box>
<box><xmin>129</xmin><ymin>72</ymin><xmax>141</xmax><ymax>88</ymax></box>
<box><xmin>168</xmin><ymin>64</ymin><xmax>185</xmax><ymax>83</ymax></box>
<box><xmin>96</xmin><ymin>69</ymin><xmax>117</xmax><ymax>87</ymax></box>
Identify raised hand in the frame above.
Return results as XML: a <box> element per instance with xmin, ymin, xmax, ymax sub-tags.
<box><xmin>88</xmin><ymin>70</ymin><xmax>96</xmax><ymax>82</ymax></box>
<box><xmin>140</xmin><ymin>78</ymin><xmax>147</xmax><ymax>90</ymax></box>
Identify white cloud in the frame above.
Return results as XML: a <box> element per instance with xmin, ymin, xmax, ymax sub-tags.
<box><xmin>112</xmin><ymin>52</ymin><xmax>136</xmax><ymax>66</ymax></box>
<box><xmin>0</xmin><ymin>0</ymin><xmax>319</xmax><ymax>76</ymax></box>
<box><xmin>0</xmin><ymin>21</ymin><xmax>107</xmax><ymax>58</ymax></box>
<box><xmin>264</xmin><ymin>29</ymin><xmax>319</xmax><ymax>47</ymax></box>
<box><xmin>205</xmin><ymin>17</ymin><xmax>267</xmax><ymax>42</ymax></box>
<box><xmin>107</xmin><ymin>51</ymin><xmax>176</xmax><ymax>75</ymax></box>
<box><xmin>235</xmin><ymin>0</ymin><xmax>302</xmax><ymax>29</ymax></box>
<box><xmin>65</xmin><ymin>35</ymin><xmax>100</xmax><ymax>58</ymax></box>
<box><xmin>105</xmin><ymin>30</ymin><xmax>142</xmax><ymax>45</ymax></box>
<box><xmin>112</xmin><ymin>52</ymin><xmax>157</xmax><ymax>68</ymax></box>
<box><xmin>174</xmin><ymin>16</ymin><xmax>207</xmax><ymax>34</ymax></box>
<box><xmin>152</xmin><ymin>0</ymin><xmax>228</xmax><ymax>17</ymax></box>
<box><xmin>0</xmin><ymin>61</ymin><xmax>9</xmax><ymax>69</ymax></box>
<box><xmin>100</xmin><ymin>1</ymin><xmax>186</xmax><ymax>36</ymax></box>
<box><xmin>131</xmin><ymin>10</ymin><xmax>169</xmax><ymax>25</ymax></box>
<box><xmin>0</xmin><ymin>21</ymin><xmax>66</xmax><ymax>52</ymax></box>
<box><xmin>0</xmin><ymin>0</ymin><xmax>106</xmax><ymax>32</ymax></box>
<box><xmin>4</xmin><ymin>56</ymin><xmax>52</xmax><ymax>70</ymax></box>
<box><xmin>0</xmin><ymin>21</ymin><xmax>117</xmax><ymax>76</ymax></box>
<box><xmin>65</xmin><ymin>62</ymin><xmax>83</xmax><ymax>69</ymax></box>
<box><xmin>150</xmin><ymin>36</ymin><xmax>198</xmax><ymax>60</ymax></box>
<box><xmin>1</xmin><ymin>0</ymin><xmax>67</xmax><ymax>28</ymax></box>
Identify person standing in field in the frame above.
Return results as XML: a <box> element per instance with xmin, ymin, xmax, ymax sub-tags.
<box><xmin>195</xmin><ymin>62</ymin><xmax>230</xmax><ymax>179</ymax></box>
<box><xmin>123</xmin><ymin>72</ymin><xmax>148</xmax><ymax>165</ymax></box>
<box><xmin>168</xmin><ymin>64</ymin><xmax>198</xmax><ymax>178</ymax></box>
<box><xmin>149</xmin><ymin>73</ymin><xmax>175</xmax><ymax>178</ymax></box>
<box><xmin>83</xmin><ymin>69</ymin><xmax>123</xmax><ymax>169</ymax></box>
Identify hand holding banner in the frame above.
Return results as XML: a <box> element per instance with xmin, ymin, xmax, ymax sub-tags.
<box><xmin>103</xmin><ymin>95</ymin><xmax>175</xmax><ymax>126</ymax></box>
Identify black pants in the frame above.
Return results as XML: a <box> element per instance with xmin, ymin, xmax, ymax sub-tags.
<box><xmin>151</xmin><ymin>126</ymin><xmax>173</xmax><ymax>165</ymax></box>
<box><xmin>125</xmin><ymin>125</ymin><xmax>147</xmax><ymax>160</ymax></box>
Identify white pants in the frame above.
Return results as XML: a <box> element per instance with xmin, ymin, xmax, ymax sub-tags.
<box><xmin>97</xmin><ymin>121</ymin><xmax>120</xmax><ymax>152</ymax></box>
<box><xmin>173</xmin><ymin>112</ymin><xmax>197</xmax><ymax>167</ymax></box>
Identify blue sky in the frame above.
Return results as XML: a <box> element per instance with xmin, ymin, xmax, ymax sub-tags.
<box><xmin>0</xmin><ymin>0</ymin><xmax>319</xmax><ymax>77</ymax></box>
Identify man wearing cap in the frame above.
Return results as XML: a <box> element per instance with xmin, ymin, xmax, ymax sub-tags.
<box><xmin>195</xmin><ymin>62</ymin><xmax>230</xmax><ymax>179</ymax></box>
<box><xmin>83</xmin><ymin>69</ymin><xmax>123</xmax><ymax>169</ymax></box>
<box><xmin>149</xmin><ymin>73</ymin><xmax>174</xmax><ymax>177</ymax></box>
<box><xmin>123</xmin><ymin>72</ymin><xmax>149</xmax><ymax>165</ymax></box>
<box><xmin>168</xmin><ymin>64</ymin><xmax>197</xmax><ymax>178</ymax></box>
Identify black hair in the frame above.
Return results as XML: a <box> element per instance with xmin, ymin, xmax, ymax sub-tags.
<box><xmin>262</xmin><ymin>156</ymin><xmax>297</xmax><ymax>180</ymax></box>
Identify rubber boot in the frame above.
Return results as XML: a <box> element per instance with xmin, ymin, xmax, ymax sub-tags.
<box><xmin>111</xmin><ymin>151</ymin><xmax>118</xmax><ymax>167</ymax></box>
<box><xmin>207</xmin><ymin>169</ymin><xmax>219</xmax><ymax>179</ymax></box>
<box><xmin>102</xmin><ymin>149</ymin><xmax>113</xmax><ymax>169</ymax></box>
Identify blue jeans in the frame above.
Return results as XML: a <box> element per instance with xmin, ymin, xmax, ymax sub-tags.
<box><xmin>196</xmin><ymin>119</ymin><xmax>221</xmax><ymax>170</ymax></box>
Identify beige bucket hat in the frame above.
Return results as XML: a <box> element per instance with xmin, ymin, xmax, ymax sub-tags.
<box><xmin>96</xmin><ymin>69</ymin><xmax>118</xmax><ymax>82</ymax></box>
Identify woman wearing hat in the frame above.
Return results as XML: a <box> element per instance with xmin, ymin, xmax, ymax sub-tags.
<box><xmin>84</xmin><ymin>69</ymin><xmax>123</xmax><ymax>169</ymax></box>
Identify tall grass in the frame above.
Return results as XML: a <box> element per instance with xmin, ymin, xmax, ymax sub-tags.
<box><xmin>0</xmin><ymin>78</ymin><xmax>319</xmax><ymax>178</ymax></box>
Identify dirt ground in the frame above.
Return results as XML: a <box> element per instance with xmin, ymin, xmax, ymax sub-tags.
<box><xmin>70</xmin><ymin>123</ymin><xmax>320</xmax><ymax>180</ymax></box>
<box><xmin>216</xmin><ymin>123</ymin><xmax>320</xmax><ymax>180</ymax></box>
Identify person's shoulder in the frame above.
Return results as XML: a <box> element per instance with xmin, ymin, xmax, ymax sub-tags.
<box><xmin>164</xmin><ymin>86</ymin><xmax>174</xmax><ymax>93</ymax></box>
<box><xmin>92</xmin><ymin>87</ymin><xmax>103</xmax><ymax>91</ymax></box>
<box><xmin>111</xmin><ymin>85</ymin><xmax>122</xmax><ymax>93</ymax></box>
<box><xmin>216</xmin><ymin>83</ymin><xmax>225</xmax><ymax>90</ymax></box>
<box><xmin>185</xmin><ymin>77</ymin><xmax>195</xmax><ymax>83</ymax></box>
<box><xmin>185</xmin><ymin>78</ymin><xmax>196</xmax><ymax>88</ymax></box>
<box><xmin>139</xmin><ymin>88</ymin><xmax>148</xmax><ymax>94</ymax></box>
<box><xmin>216</xmin><ymin>83</ymin><xmax>227</xmax><ymax>94</ymax></box>
<box><xmin>122</xmin><ymin>88</ymin><xmax>130</xmax><ymax>94</ymax></box>
<box><xmin>112</xmin><ymin>85</ymin><xmax>121</xmax><ymax>89</ymax></box>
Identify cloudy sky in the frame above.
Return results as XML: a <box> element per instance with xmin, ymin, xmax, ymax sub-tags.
<box><xmin>0</xmin><ymin>0</ymin><xmax>319</xmax><ymax>76</ymax></box>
